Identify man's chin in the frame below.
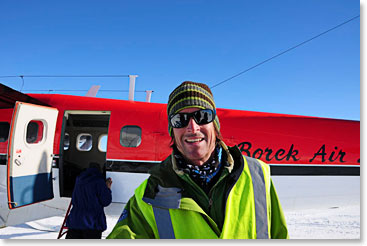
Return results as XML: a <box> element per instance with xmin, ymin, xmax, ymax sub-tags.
<box><xmin>183</xmin><ymin>152</ymin><xmax>208</xmax><ymax>165</ymax></box>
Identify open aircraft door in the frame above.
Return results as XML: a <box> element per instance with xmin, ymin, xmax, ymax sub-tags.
<box><xmin>7</xmin><ymin>102</ymin><xmax>58</xmax><ymax>209</ymax></box>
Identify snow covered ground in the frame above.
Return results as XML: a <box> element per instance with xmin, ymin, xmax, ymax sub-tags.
<box><xmin>0</xmin><ymin>203</ymin><xmax>360</xmax><ymax>239</ymax></box>
<box><xmin>285</xmin><ymin>205</ymin><xmax>360</xmax><ymax>239</ymax></box>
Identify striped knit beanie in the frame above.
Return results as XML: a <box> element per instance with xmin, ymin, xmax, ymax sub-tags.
<box><xmin>167</xmin><ymin>81</ymin><xmax>220</xmax><ymax>136</ymax></box>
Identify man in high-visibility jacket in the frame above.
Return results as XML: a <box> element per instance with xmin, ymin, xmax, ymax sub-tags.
<box><xmin>107</xmin><ymin>81</ymin><xmax>288</xmax><ymax>239</ymax></box>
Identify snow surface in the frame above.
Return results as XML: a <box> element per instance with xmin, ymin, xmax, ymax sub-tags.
<box><xmin>0</xmin><ymin>204</ymin><xmax>360</xmax><ymax>240</ymax></box>
<box><xmin>285</xmin><ymin>205</ymin><xmax>360</xmax><ymax>239</ymax></box>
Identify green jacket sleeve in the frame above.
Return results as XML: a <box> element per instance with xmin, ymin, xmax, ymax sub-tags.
<box><xmin>107</xmin><ymin>196</ymin><xmax>155</xmax><ymax>239</ymax></box>
<box><xmin>269</xmin><ymin>178</ymin><xmax>289</xmax><ymax>239</ymax></box>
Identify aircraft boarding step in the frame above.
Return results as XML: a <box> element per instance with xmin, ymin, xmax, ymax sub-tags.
<box><xmin>57</xmin><ymin>200</ymin><xmax>72</xmax><ymax>239</ymax></box>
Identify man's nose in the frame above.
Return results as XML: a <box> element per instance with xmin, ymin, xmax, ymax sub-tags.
<box><xmin>186</xmin><ymin>117</ymin><xmax>200</xmax><ymax>132</ymax></box>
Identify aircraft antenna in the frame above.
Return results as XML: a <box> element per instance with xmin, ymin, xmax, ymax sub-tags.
<box><xmin>128</xmin><ymin>75</ymin><xmax>138</xmax><ymax>101</ymax></box>
<box><xmin>145</xmin><ymin>90</ymin><xmax>154</xmax><ymax>102</ymax></box>
<box><xmin>85</xmin><ymin>85</ymin><xmax>101</xmax><ymax>97</ymax></box>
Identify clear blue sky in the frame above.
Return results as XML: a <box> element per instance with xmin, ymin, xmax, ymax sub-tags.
<box><xmin>0</xmin><ymin>0</ymin><xmax>360</xmax><ymax>120</ymax></box>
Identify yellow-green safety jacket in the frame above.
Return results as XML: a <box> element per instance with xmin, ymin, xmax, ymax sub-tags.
<box><xmin>107</xmin><ymin>141</ymin><xmax>288</xmax><ymax>239</ymax></box>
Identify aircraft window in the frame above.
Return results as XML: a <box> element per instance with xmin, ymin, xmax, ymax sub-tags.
<box><xmin>98</xmin><ymin>134</ymin><xmax>108</xmax><ymax>152</ymax></box>
<box><xmin>64</xmin><ymin>133</ymin><xmax>70</xmax><ymax>151</ymax></box>
<box><xmin>77</xmin><ymin>134</ymin><xmax>92</xmax><ymax>151</ymax></box>
<box><xmin>120</xmin><ymin>126</ymin><xmax>142</xmax><ymax>147</ymax></box>
<box><xmin>26</xmin><ymin>120</ymin><xmax>44</xmax><ymax>144</ymax></box>
<box><xmin>0</xmin><ymin>122</ymin><xmax>10</xmax><ymax>142</ymax></box>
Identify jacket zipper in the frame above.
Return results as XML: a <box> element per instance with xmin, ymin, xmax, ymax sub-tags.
<box><xmin>207</xmin><ymin>169</ymin><xmax>229</xmax><ymax>211</ymax></box>
<box><xmin>208</xmin><ymin>198</ymin><xmax>213</xmax><ymax>210</ymax></box>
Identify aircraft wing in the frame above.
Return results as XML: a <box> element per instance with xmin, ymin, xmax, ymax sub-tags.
<box><xmin>0</xmin><ymin>83</ymin><xmax>49</xmax><ymax>109</ymax></box>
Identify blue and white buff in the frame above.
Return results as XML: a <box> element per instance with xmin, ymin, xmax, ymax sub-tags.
<box><xmin>174</xmin><ymin>144</ymin><xmax>228</xmax><ymax>192</ymax></box>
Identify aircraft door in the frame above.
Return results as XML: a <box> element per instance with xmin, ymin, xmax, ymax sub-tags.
<box><xmin>7</xmin><ymin>102</ymin><xmax>58</xmax><ymax>209</ymax></box>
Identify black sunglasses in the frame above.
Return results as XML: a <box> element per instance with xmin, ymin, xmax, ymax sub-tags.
<box><xmin>169</xmin><ymin>109</ymin><xmax>215</xmax><ymax>128</ymax></box>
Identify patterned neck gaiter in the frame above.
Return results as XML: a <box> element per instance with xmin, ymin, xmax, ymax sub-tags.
<box><xmin>174</xmin><ymin>144</ymin><xmax>227</xmax><ymax>193</ymax></box>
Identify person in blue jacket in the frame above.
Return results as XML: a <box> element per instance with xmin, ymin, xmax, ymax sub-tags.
<box><xmin>66</xmin><ymin>163</ymin><xmax>112</xmax><ymax>239</ymax></box>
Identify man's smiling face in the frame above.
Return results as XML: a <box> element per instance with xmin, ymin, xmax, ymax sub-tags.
<box><xmin>173</xmin><ymin>107</ymin><xmax>217</xmax><ymax>166</ymax></box>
